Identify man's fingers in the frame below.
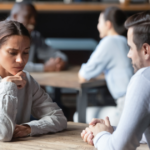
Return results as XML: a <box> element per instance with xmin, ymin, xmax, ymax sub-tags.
<box><xmin>83</xmin><ymin>132</ymin><xmax>90</xmax><ymax>142</ymax></box>
<box><xmin>89</xmin><ymin>118</ymin><xmax>98</xmax><ymax>125</ymax></box>
<box><xmin>85</xmin><ymin>127</ymin><xmax>92</xmax><ymax>133</ymax></box>
<box><xmin>87</xmin><ymin>134</ymin><xmax>94</xmax><ymax>145</ymax></box>
<box><xmin>90</xmin><ymin>118</ymin><xmax>105</xmax><ymax>125</ymax></box>
<box><xmin>81</xmin><ymin>130</ymin><xmax>86</xmax><ymax>139</ymax></box>
<box><xmin>105</xmin><ymin>116</ymin><xmax>111</xmax><ymax>127</ymax></box>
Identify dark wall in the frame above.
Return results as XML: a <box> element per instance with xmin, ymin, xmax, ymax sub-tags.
<box><xmin>36</xmin><ymin>12</ymin><xmax>100</xmax><ymax>41</ymax></box>
<box><xmin>0</xmin><ymin>11</ymin><xmax>138</xmax><ymax>41</ymax></box>
<box><xmin>0</xmin><ymin>11</ymin><xmax>139</xmax><ymax>65</ymax></box>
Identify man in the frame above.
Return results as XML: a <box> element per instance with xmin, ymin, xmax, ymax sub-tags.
<box><xmin>81</xmin><ymin>11</ymin><xmax>150</xmax><ymax>150</ymax></box>
<box><xmin>9</xmin><ymin>2</ymin><xmax>67</xmax><ymax>72</ymax></box>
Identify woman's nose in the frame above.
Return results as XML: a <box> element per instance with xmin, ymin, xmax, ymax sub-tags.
<box><xmin>16</xmin><ymin>55</ymin><xmax>23</xmax><ymax>64</ymax></box>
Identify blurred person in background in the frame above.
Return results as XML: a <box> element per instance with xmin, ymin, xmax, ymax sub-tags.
<box><xmin>75</xmin><ymin>7</ymin><xmax>133</xmax><ymax>126</ymax></box>
<box><xmin>8</xmin><ymin>2</ymin><xmax>67</xmax><ymax>72</ymax></box>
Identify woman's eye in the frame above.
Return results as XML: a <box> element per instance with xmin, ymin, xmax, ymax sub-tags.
<box><xmin>9</xmin><ymin>52</ymin><xmax>17</xmax><ymax>56</ymax></box>
<box><xmin>23</xmin><ymin>52</ymin><xmax>29</xmax><ymax>55</ymax></box>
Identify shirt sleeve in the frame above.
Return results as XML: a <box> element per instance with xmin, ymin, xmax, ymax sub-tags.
<box><xmin>0</xmin><ymin>81</ymin><xmax>18</xmax><ymax>141</ymax></box>
<box><xmin>79</xmin><ymin>38</ymin><xmax>112</xmax><ymax>80</ymax></box>
<box><xmin>112</xmin><ymin>127</ymin><xmax>147</xmax><ymax>144</ymax></box>
<box><xmin>93</xmin><ymin>74</ymin><xmax>150</xmax><ymax>150</ymax></box>
<box><xmin>24</xmin><ymin>62</ymin><xmax>44</xmax><ymax>72</ymax></box>
<box><xmin>35</xmin><ymin>33</ymin><xmax>68</xmax><ymax>62</ymax></box>
<box><xmin>24</xmin><ymin>75</ymin><xmax>67</xmax><ymax>136</ymax></box>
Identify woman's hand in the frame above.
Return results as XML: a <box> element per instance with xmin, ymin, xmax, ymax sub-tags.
<box><xmin>13</xmin><ymin>125</ymin><xmax>31</xmax><ymax>138</ymax></box>
<box><xmin>1</xmin><ymin>71</ymin><xmax>26</xmax><ymax>89</ymax></box>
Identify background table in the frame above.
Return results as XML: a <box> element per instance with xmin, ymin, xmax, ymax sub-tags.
<box><xmin>30</xmin><ymin>66</ymin><xmax>106</xmax><ymax>123</ymax></box>
<box><xmin>0</xmin><ymin>122</ymin><xmax>148</xmax><ymax>150</ymax></box>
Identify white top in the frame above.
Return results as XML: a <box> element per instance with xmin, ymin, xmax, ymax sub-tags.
<box><xmin>94</xmin><ymin>67</ymin><xmax>150</xmax><ymax>150</ymax></box>
<box><xmin>79</xmin><ymin>35</ymin><xmax>133</xmax><ymax>99</ymax></box>
<box><xmin>0</xmin><ymin>71</ymin><xmax>67</xmax><ymax>141</ymax></box>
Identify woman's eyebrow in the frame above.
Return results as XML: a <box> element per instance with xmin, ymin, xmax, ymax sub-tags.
<box><xmin>25</xmin><ymin>47</ymin><xmax>30</xmax><ymax>50</ymax></box>
<box><xmin>7</xmin><ymin>47</ymin><xmax>30</xmax><ymax>51</ymax></box>
<box><xmin>7</xmin><ymin>48</ymin><xmax>19</xmax><ymax>51</ymax></box>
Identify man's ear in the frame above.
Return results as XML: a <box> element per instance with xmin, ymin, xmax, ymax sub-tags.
<box><xmin>12</xmin><ymin>13</ymin><xmax>18</xmax><ymax>21</ymax></box>
<box><xmin>142</xmin><ymin>43</ymin><xmax>150</xmax><ymax>60</ymax></box>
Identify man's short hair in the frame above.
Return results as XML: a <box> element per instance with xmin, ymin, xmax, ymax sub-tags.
<box><xmin>125</xmin><ymin>11</ymin><xmax>150</xmax><ymax>50</ymax></box>
<box><xmin>10</xmin><ymin>2</ymin><xmax>37</xmax><ymax>17</ymax></box>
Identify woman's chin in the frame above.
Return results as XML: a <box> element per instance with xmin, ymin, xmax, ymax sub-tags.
<box><xmin>9</xmin><ymin>70</ymin><xmax>20</xmax><ymax>76</ymax></box>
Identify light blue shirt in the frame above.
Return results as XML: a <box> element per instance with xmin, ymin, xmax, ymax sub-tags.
<box><xmin>93</xmin><ymin>67</ymin><xmax>150</xmax><ymax>150</ymax></box>
<box><xmin>79</xmin><ymin>35</ymin><xmax>133</xmax><ymax>99</ymax></box>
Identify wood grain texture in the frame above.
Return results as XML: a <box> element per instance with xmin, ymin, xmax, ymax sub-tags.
<box><xmin>30</xmin><ymin>66</ymin><xmax>106</xmax><ymax>90</ymax></box>
<box><xmin>0</xmin><ymin>2</ymin><xmax>150</xmax><ymax>12</ymax></box>
<box><xmin>0</xmin><ymin>122</ymin><xmax>148</xmax><ymax>150</ymax></box>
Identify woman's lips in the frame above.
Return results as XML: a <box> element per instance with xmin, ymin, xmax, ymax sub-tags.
<box><xmin>14</xmin><ymin>67</ymin><xmax>24</xmax><ymax>70</ymax></box>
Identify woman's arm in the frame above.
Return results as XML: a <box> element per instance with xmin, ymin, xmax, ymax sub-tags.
<box><xmin>23</xmin><ymin>75</ymin><xmax>67</xmax><ymax>136</ymax></box>
<box><xmin>0</xmin><ymin>81</ymin><xmax>18</xmax><ymax>141</ymax></box>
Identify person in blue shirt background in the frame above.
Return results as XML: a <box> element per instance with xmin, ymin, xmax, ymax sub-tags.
<box><xmin>74</xmin><ymin>7</ymin><xmax>133</xmax><ymax>126</ymax></box>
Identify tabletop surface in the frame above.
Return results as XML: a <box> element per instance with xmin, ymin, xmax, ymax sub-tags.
<box><xmin>30</xmin><ymin>66</ymin><xmax>106</xmax><ymax>90</ymax></box>
<box><xmin>0</xmin><ymin>122</ymin><xmax>148</xmax><ymax>150</ymax></box>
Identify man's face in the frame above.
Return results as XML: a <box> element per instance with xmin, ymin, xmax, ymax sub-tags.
<box><xmin>127</xmin><ymin>27</ymin><xmax>144</xmax><ymax>73</ymax></box>
<box><xmin>14</xmin><ymin>6</ymin><xmax>36</xmax><ymax>34</ymax></box>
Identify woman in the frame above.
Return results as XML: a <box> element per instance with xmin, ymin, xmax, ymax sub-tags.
<box><xmin>0</xmin><ymin>20</ymin><xmax>67</xmax><ymax>142</ymax></box>
<box><xmin>75</xmin><ymin>7</ymin><xmax>133</xmax><ymax>126</ymax></box>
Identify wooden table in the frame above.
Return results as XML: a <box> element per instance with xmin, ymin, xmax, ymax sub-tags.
<box><xmin>30</xmin><ymin>66</ymin><xmax>106</xmax><ymax>123</ymax></box>
<box><xmin>0</xmin><ymin>2</ymin><xmax>150</xmax><ymax>12</ymax></box>
<box><xmin>0</xmin><ymin>122</ymin><xmax>148</xmax><ymax>150</ymax></box>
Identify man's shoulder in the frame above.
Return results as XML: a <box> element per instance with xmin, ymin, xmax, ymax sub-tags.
<box><xmin>130</xmin><ymin>67</ymin><xmax>150</xmax><ymax>87</ymax></box>
<box><xmin>141</xmin><ymin>67</ymin><xmax>150</xmax><ymax>81</ymax></box>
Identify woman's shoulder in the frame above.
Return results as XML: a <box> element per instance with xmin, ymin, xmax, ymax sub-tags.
<box><xmin>23</xmin><ymin>70</ymin><xmax>38</xmax><ymax>86</ymax></box>
<box><xmin>102</xmin><ymin>35</ymin><xmax>126</xmax><ymax>43</ymax></box>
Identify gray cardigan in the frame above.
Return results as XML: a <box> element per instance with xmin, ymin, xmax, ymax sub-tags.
<box><xmin>0</xmin><ymin>71</ymin><xmax>67</xmax><ymax>141</ymax></box>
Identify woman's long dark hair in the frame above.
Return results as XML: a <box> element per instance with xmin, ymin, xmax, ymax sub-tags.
<box><xmin>0</xmin><ymin>20</ymin><xmax>30</xmax><ymax>47</ymax></box>
<box><xmin>103</xmin><ymin>7</ymin><xmax>127</xmax><ymax>36</ymax></box>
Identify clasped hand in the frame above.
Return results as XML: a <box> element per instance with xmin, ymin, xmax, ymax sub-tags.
<box><xmin>81</xmin><ymin>117</ymin><xmax>114</xmax><ymax>146</ymax></box>
<box><xmin>44</xmin><ymin>57</ymin><xmax>66</xmax><ymax>72</ymax></box>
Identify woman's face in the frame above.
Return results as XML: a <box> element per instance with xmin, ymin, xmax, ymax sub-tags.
<box><xmin>97</xmin><ymin>13</ymin><xmax>109</xmax><ymax>38</ymax></box>
<box><xmin>0</xmin><ymin>35</ymin><xmax>30</xmax><ymax>75</ymax></box>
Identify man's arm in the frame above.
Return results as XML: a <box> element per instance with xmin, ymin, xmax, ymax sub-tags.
<box><xmin>92</xmin><ymin>74</ymin><xmax>150</xmax><ymax>150</ymax></box>
<box><xmin>23</xmin><ymin>75</ymin><xmax>67</xmax><ymax>135</ymax></box>
<box><xmin>24</xmin><ymin>62</ymin><xmax>44</xmax><ymax>72</ymax></box>
<box><xmin>33</xmin><ymin>31</ymin><xmax>67</xmax><ymax>62</ymax></box>
<box><xmin>30</xmin><ymin>31</ymin><xmax>67</xmax><ymax>72</ymax></box>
